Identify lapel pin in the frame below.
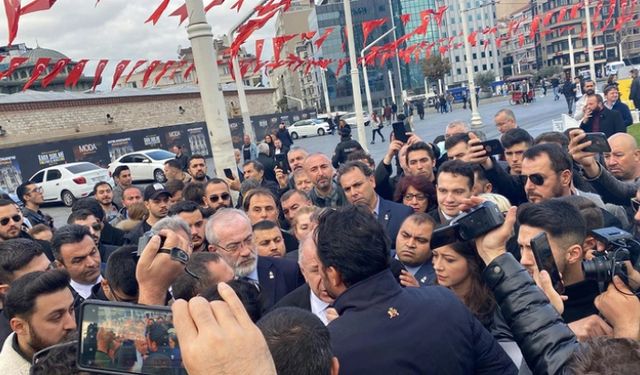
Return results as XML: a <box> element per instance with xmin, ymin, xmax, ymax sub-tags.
<box><xmin>387</xmin><ymin>307</ymin><xmax>399</xmax><ymax>319</ymax></box>
<box><xmin>269</xmin><ymin>271</ymin><xmax>274</xmax><ymax>280</ymax></box>
<box><xmin>420</xmin><ymin>276</ymin><xmax>427</xmax><ymax>284</ymax></box>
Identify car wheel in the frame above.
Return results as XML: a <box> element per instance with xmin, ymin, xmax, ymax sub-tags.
<box><xmin>317</xmin><ymin>128</ymin><xmax>326</xmax><ymax>136</ymax></box>
<box><xmin>61</xmin><ymin>190</ymin><xmax>76</xmax><ymax>207</ymax></box>
<box><xmin>291</xmin><ymin>132</ymin><xmax>299</xmax><ymax>140</ymax></box>
<box><xmin>154</xmin><ymin>169</ymin><xmax>167</xmax><ymax>183</ymax></box>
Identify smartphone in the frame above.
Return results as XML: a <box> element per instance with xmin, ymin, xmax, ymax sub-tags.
<box><xmin>582</xmin><ymin>132</ymin><xmax>611</xmax><ymax>153</ymax></box>
<box><xmin>137</xmin><ymin>230</ymin><xmax>166</xmax><ymax>256</ymax></box>
<box><xmin>274</xmin><ymin>153</ymin><xmax>289</xmax><ymax>173</ymax></box>
<box><xmin>480</xmin><ymin>139</ymin><xmax>504</xmax><ymax>156</ymax></box>
<box><xmin>223</xmin><ymin>168</ymin><xmax>235</xmax><ymax>180</ymax></box>
<box><xmin>392</xmin><ymin>121</ymin><xmax>409</xmax><ymax>143</ymax></box>
<box><xmin>530</xmin><ymin>232</ymin><xmax>565</xmax><ymax>294</ymax></box>
<box><xmin>77</xmin><ymin>300</ymin><xmax>185</xmax><ymax>375</ymax></box>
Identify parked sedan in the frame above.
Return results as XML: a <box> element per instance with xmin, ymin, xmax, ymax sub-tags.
<box><xmin>287</xmin><ymin>119</ymin><xmax>331</xmax><ymax>139</ymax></box>
<box><xmin>341</xmin><ymin>112</ymin><xmax>371</xmax><ymax>127</ymax></box>
<box><xmin>108</xmin><ymin>149</ymin><xmax>175</xmax><ymax>183</ymax></box>
<box><xmin>29</xmin><ymin>162</ymin><xmax>110</xmax><ymax>206</ymax></box>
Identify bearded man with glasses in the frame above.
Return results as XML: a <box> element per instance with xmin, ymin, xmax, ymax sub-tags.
<box><xmin>0</xmin><ymin>200</ymin><xmax>29</xmax><ymax>242</ymax></box>
<box><xmin>16</xmin><ymin>182</ymin><xmax>53</xmax><ymax>229</ymax></box>
<box><xmin>203</xmin><ymin>178</ymin><xmax>233</xmax><ymax>213</ymax></box>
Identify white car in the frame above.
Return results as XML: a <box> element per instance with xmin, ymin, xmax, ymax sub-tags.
<box><xmin>29</xmin><ymin>162</ymin><xmax>111</xmax><ymax>207</ymax></box>
<box><xmin>288</xmin><ymin>119</ymin><xmax>331</xmax><ymax>139</ymax></box>
<box><xmin>108</xmin><ymin>149</ymin><xmax>175</xmax><ymax>183</ymax></box>
<box><xmin>341</xmin><ymin>112</ymin><xmax>371</xmax><ymax>127</ymax></box>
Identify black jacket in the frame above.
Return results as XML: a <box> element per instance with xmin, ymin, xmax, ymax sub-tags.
<box><xmin>580</xmin><ymin>107</ymin><xmax>626</xmax><ymax>138</ymax></box>
<box><xmin>376</xmin><ymin>197</ymin><xmax>413</xmax><ymax>245</ymax></box>
<box><xmin>483</xmin><ymin>253</ymin><xmax>579</xmax><ymax>375</ymax></box>
<box><xmin>257</xmin><ymin>154</ymin><xmax>277</xmax><ymax>183</ymax></box>
<box><xmin>630</xmin><ymin>76</ymin><xmax>640</xmax><ymax>103</ymax></box>
<box><xmin>271</xmin><ymin>283</ymin><xmax>312</xmax><ymax>311</ymax></box>
<box><xmin>374</xmin><ymin>160</ymin><xmax>401</xmax><ymax>201</ymax></box>
<box><xmin>276</xmin><ymin>128</ymin><xmax>294</xmax><ymax>148</ymax></box>
<box><xmin>332</xmin><ymin>137</ymin><xmax>363</xmax><ymax>168</ymax></box>
<box><xmin>101</xmin><ymin>223</ymin><xmax>126</xmax><ymax>247</ymax></box>
<box><xmin>257</xmin><ymin>256</ymin><xmax>304</xmax><ymax>311</ymax></box>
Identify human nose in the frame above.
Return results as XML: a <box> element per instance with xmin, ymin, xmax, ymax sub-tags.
<box><xmin>520</xmin><ymin>249</ymin><xmax>535</xmax><ymax>267</ymax></box>
<box><xmin>63</xmin><ymin>311</ymin><xmax>77</xmax><ymax>331</ymax></box>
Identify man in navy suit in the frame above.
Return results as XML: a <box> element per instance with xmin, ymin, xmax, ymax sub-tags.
<box><xmin>428</xmin><ymin>159</ymin><xmax>474</xmax><ymax>226</ymax></box>
<box><xmin>393</xmin><ymin>213</ymin><xmax>436</xmax><ymax>286</ymax></box>
<box><xmin>338</xmin><ymin>161</ymin><xmax>413</xmax><ymax>245</ymax></box>
<box><xmin>205</xmin><ymin>208</ymin><xmax>303</xmax><ymax>311</ymax></box>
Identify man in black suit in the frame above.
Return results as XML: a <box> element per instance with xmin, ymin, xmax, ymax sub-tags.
<box><xmin>272</xmin><ymin>235</ymin><xmax>334</xmax><ymax>324</ymax></box>
<box><xmin>337</xmin><ymin>161</ymin><xmax>413</xmax><ymax>245</ymax></box>
<box><xmin>394</xmin><ymin>213</ymin><xmax>436</xmax><ymax>286</ymax></box>
<box><xmin>579</xmin><ymin>93</ymin><xmax>626</xmax><ymax>138</ymax></box>
<box><xmin>205</xmin><ymin>208</ymin><xmax>303</xmax><ymax>311</ymax></box>
<box><xmin>428</xmin><ymin>160</ymin><xmax>474</xmax><ymax>226</ymax></box>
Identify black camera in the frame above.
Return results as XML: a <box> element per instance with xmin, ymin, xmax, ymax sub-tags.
<box><xmin>582</xmin><ymin>227</ymin><xmax>636</xmax><ymax>289</ymax></box>
<box><xmin>431</xmin><ymin>201</ymin><xmax>505</xmax><ymax>249</ymax></box>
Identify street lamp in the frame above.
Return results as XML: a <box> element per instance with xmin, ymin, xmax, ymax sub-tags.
<box><xmin>343</xmin><ymin>0</ymin><xmax>368</xmax><ymax>152</ymax></box>
<box><xmin>458</xmin><ymin>0</ymin><xmax>483</xmax><ymax>128</ymax></box>
<box><xmin>387</xmin><ymin>0</ymin><xmax>404</xmax><ymax>103</ymax></box>
<box><xmin>320</xmin><ymin>68</ymin><xmax>331</xmax><ymax>115</ymax></box>
<box><xmin>583</xmin><ymin>0</ymin><xmax>596</xmax><ymax>80</ymax></box>
<box><xmin>361</xmin><ymin>27</ymin><xmax>396</xmax><ymax>118</ymax></box>
<box><xmin>185</xmin><ymin>0</ymin><xmax>236</xmax><ymax>177</ymax></box>
<box><xmin>619</xmin><ymin>35</ymin><xmax>629</xmax><ymax>63</ymax></box>
<box><xmin>284</xmin><ymin>95</ymin><xmax>305</xmax><ymax>110</ymax></box>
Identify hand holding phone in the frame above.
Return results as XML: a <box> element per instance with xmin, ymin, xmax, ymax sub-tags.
<box><xmin>581</xmin><ymin>132</ymin><xmax>611</xmax><ymax>153</ymax></box>
<box><xmin>224</xmin><ymin>168</ymin><xmax>235</xmax><ymax>180</ymax></box>
<box><xmin>392</xmin><ymin>122</ymin><xmax>409</xmax><ymax>143</ymax></box>
<box><xmin>531</xmin><ymin>232</ymin><xmax>565</xmax><ymax>294</ymax></box>
<box><xmin>479</xmin><ymin>139</ymin><xmax>505</xmax><ymax>157</ymax></box>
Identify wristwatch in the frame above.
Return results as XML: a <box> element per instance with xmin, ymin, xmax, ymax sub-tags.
<box><xmin>159</xmin><ymin>247</ymin><xmax>190</xmax><ymax>265</ymax></box>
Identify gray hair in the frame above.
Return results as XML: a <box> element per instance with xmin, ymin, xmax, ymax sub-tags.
<box><xmin>257</xmin><ymin>142</ymin><xmax>270</xmax><ymax>155</ymax></box>
<box><xmin>152</xmin><ymin>216</ymin><xmax>190</xmax><ymax>237</ymax></box>
<box><xmin>495</xmin><ymin>108</ymin><xmax>516</xmax><ymax>121</ymax></box>
<box><xmin>205</xmin><ymin>208</ymin><xmax>251</xmax><ymax>245</ymax></box>
<box><xmin>446</xmin><ymin>120</ymin><xmax>469</xmax><ymax>131</ymax></box>
<box><xmin>240</xmin><ymin>178</ymin><xmax>261</xmax><ymax>196</ymax></box>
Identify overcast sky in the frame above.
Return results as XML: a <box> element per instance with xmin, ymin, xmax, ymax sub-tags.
<box><xmin>1</xmin><ymin>0</ymin><xmax>277</xmax><ymax>88</ymax></box>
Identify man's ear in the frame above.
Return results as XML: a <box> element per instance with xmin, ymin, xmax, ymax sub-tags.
<box><xmin>326</xmin><ymin>266</ymin><xmax>343</xmax><ymax>290</ymax></box>
<box><xmin>566</xmin><ymin>244</ymin><xmax>583</xmax><ymax>265</ymax></box>
<box><xmin>0</xmin><ymin>284</ymin><xmax>9</xmax><ymax>298</ymax></box>
<box><xmin>560</xmin><ymin>169</ymin><xmax>572</xmax><ymax>187</ymax></box>
<box><xmin>10</xmin><ymin>317</ymin><xmax>27</xmax><ymax>337</ymax></box>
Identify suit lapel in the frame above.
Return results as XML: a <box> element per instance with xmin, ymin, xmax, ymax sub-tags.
<box><xmin>377</xmin><ymin>198</ymin><xmax>391</xmax><ymax>229</ymax></box>
<box><xmin>257</xmin><ymin>257</ymin><xmax>277</xmax><ymax>307</ymax></box>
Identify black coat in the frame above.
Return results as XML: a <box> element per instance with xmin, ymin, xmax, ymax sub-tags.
<box><xmin>329</xmin><ymin>269</ymin><xmax>517</xmax><ymax>374</ymax></box>
<box><xmin>257</xmin><ymin>256</ymin><xmax>304</xmax><ymax>311</ymax></box>
<box><xmin>580</xmin><ymin>107</ymin><xmax>626</xmax><ymax>138</ymax></box>
<box><xmin>376</xmin><ymin>197</ymin><xmax>413</xmax><ymax>246</ymax></box>
<box><xmin>257</xmin><ymin>154</ymin><xmax>277</xmax><ymax>183</ymax></box>
<box><xmin>271</xmin><ymin>283</ymin><xmax>312</xmax><ymax>311</ymax></box>
<box><xmin>276</xmin><ymin>128</ymin><xmax>294</xmax><ymax>148</ymax></box>
<box><xmin>332</xmin><ymin>138</ymin><xmax>363</xmax><ymax>168</ymax></box>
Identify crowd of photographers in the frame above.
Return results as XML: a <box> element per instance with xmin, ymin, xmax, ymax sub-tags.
<box><xmin>0</xmin><ymin>108</ymin><xmax>639</xmax><ymax>374</ymax></box>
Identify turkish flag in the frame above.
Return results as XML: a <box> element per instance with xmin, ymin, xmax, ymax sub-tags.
<box><xmin>530</xmin><ymin>15</ymin><xmax>540</xmax><ymax>39</ymax></box>
<box><xmin>433</xmin><ymin>6</ymin><xmax>447</xmax><ymax>27</ymax></box>
<box><xmin>519</xmin><ymin>34</ymin><xmax>525</xmax><ymax>47</ymax></box>
<box><xmin>65</xmin><ymin>59</ymin><xmax>88</xmax><ymax>88</ymax></box>
<box><xmin>22</xmin><ymin>57</ymin><xmax>49</xmax><ymax>91</ymax></box>
<box><xmin>20</xmin><ymin>0</ymin><xmax>56</xmax><ymax>14</ymax></box>
<box><xmin>4</xmin><ymin>0</ymin><xmax>21</xmax><ymax>45</ymax></box>
<box><xmin>273</xmin><ymin>34</ymin><xmax>296</xmax><ymax>62</ymax></box>
<box><xmin>0</xmin><ymin>56</ymin><xmax>27</xmax><ymax>79</ymax></box>
<box><xmin>414</xmin><ymin>9</ymin><xmax>432</xmax><ymax>35</ymax></box>
<box><xmin>91</xmin><ymin>59</ymin><xmax>108</xmax><ymax>92</ymax></box>
<box><xmin>314</xmin><ymin>27</ymin><xmax>334</xmax><ymax>49</ymax></box>
<box><xmin>205</xmin><ymin>0</ymin><xmax>224</xmax><ymax>11</ymax></box>
<box><xmin>336</xmin><ymin>59</ymin><xmax>348</xmax><ymax>77</ymax></box>
<box><xmin>169</xmin><ymin>4</ymin><xmax>188</xmax><ymax>25</ymax></box>
<box><xmin>125</xmin><ymin>59</ymin><xmax>147</xmax><ymax>83</ymax></box>
<box><xmin>542</xmin><ymin>9</ymin><xmax>554</xmax><ymax>26</ymax></box>
<box><xmin>362</xmin><ymin>18</ymin><xmax>386</xmax><ymax>44</ymax></box>
<box><xmin>141</xmin><ymin>60</ymin><xmax>161</xmax><ymax>88</ymax></box>
<box><xmin>111</xmin><ymin>60</ymin><xmax>131</xmax><ymax>90</ymax></box>
<box><xmin>146</xmin><ymin>0</ymin><xmax>170</xmax><ymax>25</ymax></box>
<box><xmin>300</xmin><ymin>31</ymin><xmax>316</xmax><ymax>41</ymax></box>
<box><xmin>400</xmin><ymin>13</ymin><xmax>410</xmax><ymax>27</ymax></box>
<box><xmin>183</xmin><ymin>63</ymin><xmax>195</xmax><ymax>80</ymax></box>
<box><xmin>468</xmin><ymin>31</ymin><xmax>478</xmax><ymax>46</ymax></box>
<box><xmin>168</xmin><ymin>60</ymin><xmax>187</xmax><ymax>80</ymax></box>
<box><xmin>41</xmin><ymin>58</ymin><xmax>69</xmax><ymax>88</ymax></box>
<box><xmin>569</xmin><ymin>2</ymin><xmax>583</xmax><ymax>19</ymax></box>
<box><xmin>254</xmin><ymin>39</ymin><xmax>264</xmax><ymax>73</ymax></box>
<box><xmin>154</xmin><ymin>60</ymin><xmax>175</xmax><ymax>85</ymax></box>
<box><xmin>557</xmin><ymin>6</ymin><xmax>568</xmax><ymax>23</ymax></box>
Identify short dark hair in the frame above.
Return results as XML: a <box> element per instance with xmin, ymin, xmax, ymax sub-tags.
<box><xmin>0</xmin><ymin>239</ymin><xmax>45</xmax><ymax>285</ymax></box>
<box><xmin>0</xmin><ymin>199</ymin><xmax>16</xmax><ymax>208</ymax></box>
<box><xmin>71</xmin><ymin>198</ymin><xmax>105</xmax><ymax>222</ymax></box>
<box><xmin>4</xmin><ymin>270</ymin><xmax>71</xmax><ymax>320</ymax></box>
<box><xmin>15</xmin><ymin>181</ymin><xmax>36</xmax><ymax>203</ymax></box>
<box><xmin>336</xmin><ymin>161</ymin><xmax>373</xmax><ymax>182</ymax></box>
<box><xmin>66</xmin><ymin>209</ymin><xmax>96</xmax><ymax>225</ymax></box>
<box><xmin>517</xmin><ymin>200</ymin><xmax>586</xmax><ymax>250</ymax></box>
<box><xmin>316</xmin><ymin>205</ymin><xmax>389</xmax><ymax>287</ymax></box>
<box><xmin>501</xmin><ymin>128</ymin><xmax>533</xmax><ymax>149</ymax></box>
<box><xmin>534</xmin><ymin>131</ymin><xmax>570</xmax><ymax>148</ymax></box>
<box><xmin>405</xmin><ymin>142</ymin><xmax>436</xmax><ymax>164</ymax></box>
<box><xmin>393</xmin><ymin>174</ymin><xmax>437</xmax><ymax>210</ymax></box>
<box><xmin>257</xmin><ymin>307</ymin><xmax>333</xmax><ymax>375</ymax></box>
<box><xmin>104</xmin><ymin>246</ymin><xmax>139</xmax><ymax>299</ymax></box>
<box><xmin>280</xmin><ymin>189</ymin><xmax>310</xmax><ymax>206</ymax></box>
<box><xmin>146</xmin><ymin>322</ymin><xmax>169</xmax><ymax>346</ymax></box>
<box><xmin>437</xmin><ymin>160</ymin><xmax>475</xmax><ymax>189</ymax></box>
<box><xmin>92</xmin><ymin>181</ymin><xmax>112</xmax><ymax>195</ymax></box>
<box><xmin>182</xmin><ymin>182</ymin><xmax>205</xmax><ymax>205</ymax></box>
<box><xmin>171</xmin><ymin>252</ymin><xmax>224</xmax><ymax>300</ymax></box>
<box><xmin>168</xmin><ymin>200</ymin><xmax>201</xmax><ymax>217</ymax></box>
<box><xmin>252</xmin><ymin>220</ymin><xmax>280</xmax><ymax>232</ymax></box>
<box><xmin>51</xmin><ymin>224</ymin><xmax>92</xmax><ymax>262</ymax></box>
<box><xmin>164</xmin><ymin>159</ymin><xmax>182</xmax><ymax>170</ymax></box>
<box><xmin>187</xmin><ymin>154</ymin><xmax>206</xmax><ymax>168</ymax></box>
<box><xmin>603</xmin><ymin>84</ymin><xmax>619</xmax><ymax>95</ymax></box>
<box><xmin>242</xmin><ymin>188</ymin><xmax>277</xmax><ymax>212</ymax></box>
<box><xmin>556</xmin><ymin>196</ymin><xmax>604</xmax><ymax>233</ymax></box>
<box><xmin>564</xmin><ymin>337</ymin><xmax>640</xmax><ymax>374</ymax></box>
<box><xmin>523</xmin><ymin>143</ymin><xmax>572</xmax><ymax>174</ymax></box>
<box><xmin>347</xmin><ymin>150</ymin><xmax>375</xmax><ymax>167</ymax></box>
<box><xmin>205</xmin><ymin>178</ymin><xmax>229</xmax><ymax>189</ymax></box>
<box><xmin>165</xmin><ymin>179</ymin><xmax>185</xmax><ymax>196</ymax></box>
<box><xmin>243</xmin><ymin>160</ymin><xmax>265</xmax><ymax>173</ymax></box>
<box><xmin>201</xmin><ymin>279</ymin><xmax>262</xmax><ymax>323</ymax></box>
<box><xmin>444</xmin><ymin>133</ymin><xmax>470</xmax><ymax>151</ymax></box>
<box><xmin>113</xmin><ymin>165</ymin><xmax>130</xmax><ymax>179</ymax></box>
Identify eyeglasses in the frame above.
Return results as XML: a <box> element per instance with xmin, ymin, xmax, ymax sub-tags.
<box><xmin>519</xmin><ymin>173</ymin><xmax>545</xmax><ymax>186</ymax></box>
<box><xmin>209</xmin><ymin>193</ymin><xmax>230</xmax><ymax>203</ymax></box>
<box><xmin>211</xmin><ymin>235</ymin><xmax>253</xmax><ymax>253</ymax></box>
<box><xmin>90</xmin><ymin>222</ymin><xmax>102</xmax><ymax>231</ymax></box>
<box><xmin>0</xmin><ymin>214</ymin><xmax>21</xmax><ymax>226</ymax></box>
<box><xmin>27</xmin><ymin>187</ymin><xmax>43</xmax><ymax>194</ymax></box>
<box><xmin>631</xmin><ymin>198</ymin><xmax>640</xmax><ymax>213</ymax></box>
<box><xmin>404</xmin><ymin>193</ymin><xmax>426</xmax><ymax>201</ymax></box>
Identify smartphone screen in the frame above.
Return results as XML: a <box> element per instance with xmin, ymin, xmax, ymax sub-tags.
<box><xmin>530</xmin><ymin>232</ymin><xmax>565</xmax><ymax>294</ymax></box>
<box><xmin>392</xmin><ymin>121</ymin><xmax>409</xmax><ymax>143</ymax></box>
<box><xmin>78</xmin><ymin>301</ymin><xmax>185</xmax><ymax>375</ymax></box>
<box><xmin>582</xmin><ymin>132</ymin><xmax>611</xmax><ymax>153</ymax></box>
<box><xmin>223</xmin><ymin>168</ymin><xmax>235</xmax><ymax>180</ymax></box>
<box><xmin>274</xmin><ymin>154</ymin><xmax>289</xmax><ymax>173</ymax></box>
<box><xmin>480</xmin><ymin>139</ymin><xmax>505</xmax><ymax>156</ymax></box>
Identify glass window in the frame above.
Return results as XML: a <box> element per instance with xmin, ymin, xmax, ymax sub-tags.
<box><xmin>46</xmin><ymin>169</ymin><xmax>62</xmax><ymax>181</ymax></box>
<box><xmin>66</xmin><ymin>163</ymin><xmax>100</xmax><ymax>174</ymax></box>
<box><xmin>31</xmin><ymin>171</ymin><xmax>44</xmax><ymax>183</ymax></box>
<box><xmin>146</xmin><ymin>150</ymin><xmax>175</xmax><ymax>160</ymax></box>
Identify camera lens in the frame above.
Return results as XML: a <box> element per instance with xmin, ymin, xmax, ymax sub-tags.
<box><xmin>582</xmin><ymin>257</ymin><xmax>613</xmax><ymax>284</ymax></box>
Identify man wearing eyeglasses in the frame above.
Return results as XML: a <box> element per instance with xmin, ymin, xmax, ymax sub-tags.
<box><xmin>205</xmin><ymin>208</ymin><xmax>303</xmax><ymax>311</ymax></box>
<box><xmin>16</xmin><ymin>182</ymin><xmax>53</xmax><ymax>229</ymax></box>
<box><xmin>0</xmin><ymin>200</ymin><xmax>29</xmax><ymax>242</ymax></box>
<box><xmin>203</xmin><ymin>178</ymin><xmax>233</xmax><ymax>213</ymax></box>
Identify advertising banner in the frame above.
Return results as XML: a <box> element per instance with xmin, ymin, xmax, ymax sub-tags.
<box><xmin>187</xmin><ymin>127</ymin><xmax>210</xmax><ymax>156</ymax></box>
<box><xmin>0</xmin><ymin>156</ymin><xmax>23</xmax><ymax>194</ymax></box>
<box><xmin>107</xmin><ymin>138</ymin><xmax>134</xmax><ymax>162</ymax></box>
<box><xmin>37</xmin><ymin>149</ymin><xmax>66</xmax><ymax>167</ymax></box>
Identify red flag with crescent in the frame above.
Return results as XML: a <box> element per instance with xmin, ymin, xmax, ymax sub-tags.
<box><xmin>141</xmin><ymin>60</ymin><xmax>161</xmax><ymax>88</ymax></box>
<box><xmin>154</xmin><ymin>60</ymin><xmax>175</xmax><ymax>85</ymax></box>
<box><xmin>41</xmin><ymin>58</ymin><xmax>69</xmax><ymax>88</ymax></box>
<box><xmin>433</xmin><ymin>6</ymin><xmax>447</xmax><ymax>27</ymax></box>
<box><xmin>273</xmin><ymin>34</ymin><xmax>296</xmax><ymax>62</ymax></box>
<box><xmin>125</xmin><ymin>59</ymin><xmax>147</xmax><ymax>83</ymax></box>
<box><xmin>22</xmin><ymin>57</ymin><xmax>49</xmax><ymax>91</ymax></box>
<box><xmin>315</xmin><ymin>27</ymin><xmax>334</xmax><ymax>49</ymax></box>
<box><xmin>0</xmin><ymin>56</ymin><xmax>27</xmax><ymax>79</ymax></box>
<box><xmin>362</xmin><ymin>18</ymin><xmax>386</xmax><ymax>44</ymax></box>
<box><xmin>414</xmin><ymin>9</ymin><xmax>432</xmax><ymax>35</ymax></box>
<box><xmin>146</xmin><ymin>0</ymin><xmax>170</xmax><ymax>25</ymax></box>
<box><xmin>168</xmin><ymin>60</ymin><xmax>187</xmax><ymax>80</ymax></box>
<box><xmin>4</xmin><ymin>0</ymin><xmax>21</xmax><ymax>45</ymax></box>
<box><xmin>91</xmin><ymin>59</ymin><xmax>108</xmax><ymax>92</ymax></box>
<box><xmin>111</xmin><ymin>59</ymin><xmax>131</xmax><ymax>90</ymax></box>
<box><xmin>254</xmin><ymin>39</ymin><xmax>265</xmax><ymax>73</ymax></box>
<box><xmin>64</xmin><ymin>59</ymin><xmax>88</xmax><ymax>88</ymax></box>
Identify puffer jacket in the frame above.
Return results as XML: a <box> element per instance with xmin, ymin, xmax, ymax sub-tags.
<box><xmin>483</xmin><ymin>253</ymin><xmax>580</xmax><ymax>375</ymax></box>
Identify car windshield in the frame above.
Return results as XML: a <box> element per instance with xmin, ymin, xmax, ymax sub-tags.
<box><xmin>146</xmin><ymin>150</ymin><xmax>175</xmax><ymax>160</ymax></box>
<box><xmin>310</xmin><ymin>119</ymin><xmax>323</xmax><ymax>124</ymax></box>
<box><xmin>66</xmin><ymin>163</ymin><xmax>100</xmax><ymax>174</ymax></box>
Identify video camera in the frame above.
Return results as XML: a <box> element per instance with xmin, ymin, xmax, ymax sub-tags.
<box><xmin>581</xmin><ymin>227</ymin><xmax>640</xmax><ymax>291</ymax></box>
<box><xmin>431</xmin><ymin>201</ymin><xmax>505</xmax><ymax>249</ymax></box>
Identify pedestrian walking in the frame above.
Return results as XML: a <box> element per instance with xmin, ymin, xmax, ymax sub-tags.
<box><xmin>370</xmin><ymin>111</ymin><xmax>385</xmax><ymax>144</ymax></box>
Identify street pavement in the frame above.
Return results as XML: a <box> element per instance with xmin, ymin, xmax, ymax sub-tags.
<box><xmin>42</xmin><ymin>92</ymin><xmax>569</xmax><ymax>226</ymax></box>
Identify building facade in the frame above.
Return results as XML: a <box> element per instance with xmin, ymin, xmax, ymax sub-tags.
<box><xmin>500</xmin><ymin>5</ymin><xmax>537</xmax><ymax>77</ymax></box>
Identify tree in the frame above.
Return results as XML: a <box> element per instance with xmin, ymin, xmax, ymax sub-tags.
<box><xmin>276</xmin><ymin>97</ymin><xmax>288</xmax><ymax>113</ymax></box>
<box><xmin>535</xmin><ymin>66</ymin><xmax>562</xmax><ymax>82</ymax></box>
<box><xmin>475</xmin><ymin>71</ymin><xmax>496</xmax><ymax>93</ymax></box>
<box><xmin>421</xmin><ymin>55</ymin><xmax>451</xmax><ymax>89</ymax></box>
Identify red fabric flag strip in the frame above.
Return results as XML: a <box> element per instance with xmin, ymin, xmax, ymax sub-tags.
<box><xmin>272</xmin><ymin>34</ymin><xmax>296</xmax><ymax>62</ymax></box>
<box><xmin>438</xmin><ymin>45</ymin><xmax>448</xmax><ymax>55</ymax></box>
<box><xmin>41</xmin><ymin>58</ymin><xmax>69</xmax><ymax>88</ymax></box>
<box><xmin>467</xmin><ymin>30</ymin><xmax>478</xmax><ymax>46</ymax></box>
<box><xmin>336</xmin><ymin>58</ymin><xmax>348</xmax><ymax>76</ymax></box>
<box><xmin>256</xmin><ymin>0</ymin><xmax>291</xmax><ymax>17</ymax></box>
<box><xmin>230</xmin><ymin>8</ymin><xmax>279</xmax><ymax>57</ymax></box>
<box><xmin>4</xmin><ymin>0</ymin><xmax>21</xmax><ymax>46</ymax></box>
<box><xmin>495</xmin><ymin>36</ymin><xmax>503</xmax><ymax>49</ymax></box>
<box><xmin>591</xmin><ymin>0</ymin><xmax>603</xmax><ymax>31</ymax></box>
<box><xmin>482</xmin><ymin>39</ymin><xmax>489</xmax><ymax>51</ymax></box>
<box><xmin>602</xmin><ymin>0</ymin><xmax>616</xmax><ymax>30</ymax></box>
<box><xmin>569</xmin><ymin>2</ymin><xmax>583</xmax><ymax>19</ymax></box>
<box><xmin>542</xmin><ymin>9</ymin><xmax>555</xmax><ymax>26</ymax></box>
<box><xmin>315</xmin><ymin>27</ymin><xmax>334</xmax><ymax>49</ymax></box>
<box><xmin>168</xmin><ymin>60</ymin><xmax>187</xmax><ymax>80</ymax></box>
<box><xmin>303</xmin><ymin>61</ymin><xmax>312</xmax><ymax>75</ymax></box>
<box><xmin>154</xmin><ymin>60</ymin><xmax>175</xmax><ymax>85</ymax></box>
<box><xmin>300</xmin><ymin>31</ymin><xmax>316</xmax><ymax>41</ymax></box>
<box><xmin>519</xmin><ymin>33</ymin><xmax>525</xmax><ymax>47</ymax></box>
<box><xmin>91</xmin><ymin>59</ymin><xmax>108</xmax><ymax>92</ymax></box>
<box><xmin>316</xmin><ymin>58</ymin><xmax>331</xmax><ymax>70</ymax></box>
<box><xmin>20</xmin><ymin>0</ymin><xmax>56</xmax><ymax>14</ymax></box>
<box><xmin>22</xmin><ymin>57</ymin><xmax>49</xmax><ymax>91</ymax></box>
<box><xmin>239</xmin><ymin>60</ymin><xmax>250</xmax><ymax>77</ymax></box>
<box><xmin>124</xmin><ymin>59</ymin><xmax>147</xmax><ymax>83</ymax></box>
<box><xmin>254</xmin><ymin>39</ymin><xmax>264</xmax><ymax>72</ymax></box>
<box><xmin>183</xmin><ymin>62</ymin><xmax>195</xmax><ymax>80</ymax></box>
<box><xmin>433</xmin><ymin>6</ymin><xmax>447</xmax><ymax>27</ymax></box>
<box><xmin>169</xmin><ymin>4</ymin><xmax>188</xmax><ymax>25</ymax></box>
<box><xmin>400</xmin><ymin>13</ymin><xmax>410</xmax><ymax>26</ymax></box>
<box><xmin>557</xmin><ymin>6</ymin><xmax>568</xmax><ymax>23</ymax></box>
<box><xmin>141</xmin><ymin>60</ymin><xmax>161</xmax><ymax>88</ymax></box>
<box><xmin>111</xmin><ymin>59</ymin><xmax>131</xmax><ymax>90</ymax></box>
<box><xmin>205</xmin><ymin>0</ymin><xmax>225</xmax><ymax>11</ymax></box>
<box><xmin>230</xmin><ymin>0</ymin><xmax>244</xmax><ymax>12</ymax></box>
<box><xmin>413</xmin><ymin>9</ymin><xmax>432</xmax><ymax>35</ymax></box>
<box><xmin>0</xmin><ymin>56</ymin><xmax>27</xmax><ymax>79</ymax></box>
<box><xmin>530</xmin><ymin>15</ymin><xmax>540</xmax><ymax>39</ymax></box>
<box><xmin>362</xmin><ymin>18</ymin><xmax>386</xmax><ymax>45</ymax></box>
<box><xmin>64</xmin><ymin>59</ymin><xmax>88</xmax><ymax>88</ymax></box>
<box><xmin>145</xmin><ymin>0</ymin><xmax>170</xmax><ymax>25</ymax></box>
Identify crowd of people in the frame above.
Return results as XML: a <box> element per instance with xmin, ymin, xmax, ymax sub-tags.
<box><xmin>0</xmin><ymin>84</ymin><xmax>639</xmax><ymax>374</ymax></box>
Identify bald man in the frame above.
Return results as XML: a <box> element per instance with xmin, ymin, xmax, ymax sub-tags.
<box><xmin>604</xmin><ymin>133</ymin><xmax>640</xmax><ymax>182</ymax></box>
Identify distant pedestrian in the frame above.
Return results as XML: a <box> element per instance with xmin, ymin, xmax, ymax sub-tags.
<box><xmin>383</xmin><ymin>104</ymin><xmax>392</xmax><ymax>123</ymax></box>
<box><xmin>370</xmin><ymin>111</ymin><xmax>385</xmax><ymax>144</ymax></box>
<box><xmin>461</xmin><ymin>91</ymin><xmax>468</xmax><ymax>109</ymax></box>
<box><xmin>276</xmin><ymin>122</ymin><xmax>294</xmax><ymax>148</ymax></box>
<box><xmin>416</xmin><ymin>101</ymin><xmax>425</xmax><ymax>120</ymax></box>
<box><xmin>391</xmin><ymin>103</ymin><xmax>398</xmax><ymax>121</ymax></box>
<box><xmin>551</xmin><ymin>76</ymin><xmax>560</xmax><ymax>100</ymax></box>
<box><xmin>629</xmin><ymin>68</ymin><xmax>640</xmax><ymax>110</ymax></box>
<box><xmin>562</xmin><ymin>74</ymin><xmax>577</xmax><ymax>115</ymax></box>
<box><xmin>446</xmin><ymin>93</ymin><xmax>454</xmax><ymax>112</ymax></box>
<box><xmin>171</xmin><ymin>144</ymin><xmax>189</xmax><ymax>171</ymax></box>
